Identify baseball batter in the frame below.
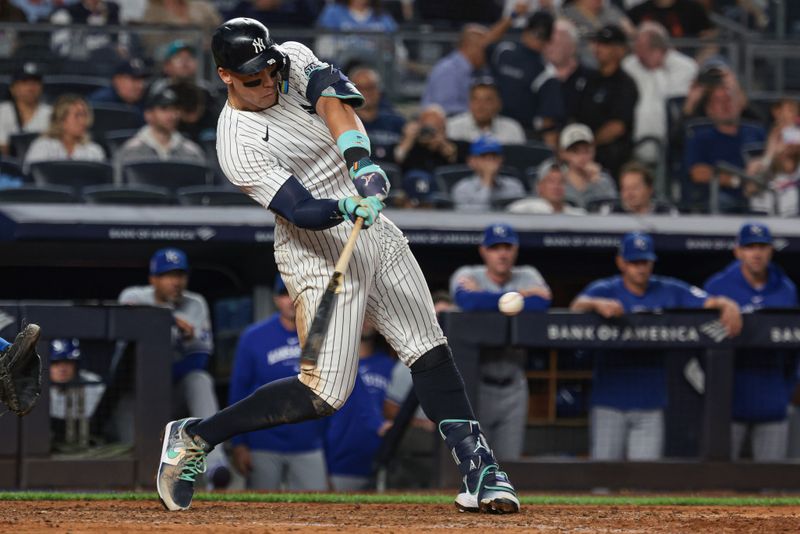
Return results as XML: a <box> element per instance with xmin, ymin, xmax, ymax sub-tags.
<box><xmin>156</xmin><ymin>18</ymin><xmax>519</xmax><ymax>514</ymax></box>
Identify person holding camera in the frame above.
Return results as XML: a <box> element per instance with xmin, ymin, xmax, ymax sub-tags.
<box><xmin>395</xmin><ymin>104</ymin><xmax>458</xmax><ymax>176</ymax></box>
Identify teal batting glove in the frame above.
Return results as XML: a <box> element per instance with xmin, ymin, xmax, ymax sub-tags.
<box><xmin>338</xmin><ymin>195</ymin><xmax>384</xmax><ymax>228</ymax></box>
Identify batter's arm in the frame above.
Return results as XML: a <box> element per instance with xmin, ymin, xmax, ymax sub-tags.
<box><xmin>316</xmin><ymin>96</ymin><xmax>367</xmax><ymax>142</ymax></box>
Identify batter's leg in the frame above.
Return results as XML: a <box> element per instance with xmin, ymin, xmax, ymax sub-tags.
<box><xmin>366</xmin><ymin>230</ymin><xmax>519</xmax><ymax>514</ymax></box>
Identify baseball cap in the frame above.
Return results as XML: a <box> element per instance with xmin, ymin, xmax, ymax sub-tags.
<box><xmin>482</xmin><ymin>223</ymin><xmax>519</xmax><ymax>247</ymax></box>
<box><xmin>114</xmin><ymin>57</ymin><xmax>150</xmax><ymax>78</ymax></box>
<box><xmin>737</xmin><ymin>222</ymin><xmax>773</xmax><ymax>246</ymax></box>
<box><xmin>162</xmin><ymin>40</ymin><xmax>196</xmax><ymax>62</ymax></box>
<box><xmin>590</xmin><ymin>24</ymin><xmax>627</xmax><ymax>45</ymax></box>
<box><xmin>12</xmin><ymin>62</ymin><xmax>42</xmax><ymax>83</ymax></box>
<box><xmin>559</xmin><ymin>123</ymin><xmax>594</xmax><ymax>149</ymax></box>
<box><xmin>149</xmin><ymin>248</ymin><xmax>189</xmax><ymax>275</ymax></box>
<box><xmin>619</xmin><ymin>232</ymin><xmax>657</xmax><ymax>262</ymax></box>
<box><xmin>470</xmin><ymin>135</ymin><xmax>503</xmax><ymax>156</ymax></box>
<box><xmin>470</xmin><ymin>75</ymin><xmax>497</xmax><ymax>90</ymax></box>
<box><xmin>145</xmin><ymin>85</ymin><xmax>179</xmax><ymax>110</ymax></box>
<box><xmin>274</xmin><ymin>274</ymin><xmax>288</xmax><ymax>295</ymax></box>
<box><xmin>49</xmin><ymin>338</ymin><xmax>81</xmax><ymax>362</ymax></box>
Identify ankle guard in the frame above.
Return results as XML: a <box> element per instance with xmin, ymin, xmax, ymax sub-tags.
<box><xmin>439</xmin><ymin>419</ymin><xmax>497</xmax><ymax>477</ymax></box>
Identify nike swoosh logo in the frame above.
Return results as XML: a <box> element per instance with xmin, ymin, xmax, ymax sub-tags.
<box><xmin>263</xmin><ymin>125</ymin><xmax>269</xmax><ymax>142</ymax></box>
<box><xmin>167</xmin><ymin>448</ymin><xmax>182</xmax><ymax>460</ymax></box>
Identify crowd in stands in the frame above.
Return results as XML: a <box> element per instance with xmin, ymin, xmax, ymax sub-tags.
<box><xmin>0</xmin><ymin>0</ymin><xmax>797</xmax><ymax>215</ymax></box>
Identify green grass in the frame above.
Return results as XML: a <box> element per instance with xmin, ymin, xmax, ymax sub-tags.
<box><xmin>1</xmin><ymin>492</ymin><xmax>800</xmax><ymax>506</ymax></box>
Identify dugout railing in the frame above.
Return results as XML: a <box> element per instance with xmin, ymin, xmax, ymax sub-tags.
<box><xmin>430</xmin><ymin>309</ymin><xmax>800</xmax><ymax>491</ymax></box>
<box><xmin>0</xmin><ymin>303</ymin><xmax>171</xmax><ymax>489</ymax></box>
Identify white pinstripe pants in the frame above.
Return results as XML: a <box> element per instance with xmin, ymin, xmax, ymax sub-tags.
<box><xmin>274</xmin><ymin>216</ymin><xmax>447</xmax><ymax>410</ymax></box>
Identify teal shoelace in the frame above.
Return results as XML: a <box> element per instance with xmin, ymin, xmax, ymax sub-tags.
<box><xmin>178</xmin><ymin>448</ymin><xmax>207</xmax><ymax>482</ymax></box>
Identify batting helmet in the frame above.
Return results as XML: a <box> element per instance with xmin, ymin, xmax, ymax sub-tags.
<box><xmin>212</xmin><ymin>18</ymin><xmax>290</xmax><ymax>83</ymax></box>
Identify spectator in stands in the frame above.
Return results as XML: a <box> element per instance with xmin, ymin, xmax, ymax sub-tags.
<box><xmin>570</xmin><ymin>25</ymin><xmax>639</xmax><ymax>178</ymax></box>
<box><xmin>349</xmin><ymin>66</ymin><xmax>405</xmax><ymax>163</ymax></box>
<box><xmin>507</xmin><ymin>159</ymin><xmax>586</xmax><ymax>214</ymax></box>
<box><xmin>229</xmin><ymin>275</ymin><xmax>328</xmax><ymax>490</ymax></box>
<box><xmin>570</xmin><ymin>232</ymin><xmax>741</xmax><ymax>461</ymax></box>
<box><xmin>452</xmin><ymin>135</ymin><xmax>526</xmax><ymax>211</ymax></box>
<box><xmin>315</xmin><ymin>0</ymin><xmax>400</xmax><ymax>70</ymax></box>
<box><xmin>610</xmin><ymin>161</ymin><xmax>677</xmax><ymax>214</ymax></box>
<box><xmin>450</xmin><ymin>223</ymin><xmax>552</xmax><ymax>460</ymax></box>
<box><xmin>50</xmin><ymin>0</ymin><xmax>122</xmax><ymax>62</ymax></box>
<box><xmin>487</xmin><ymin>10</ymin><xmax>564</xmax><ymax>145</ymax></box>
<box><xmin>119</xmin><ymin>248</ymin><xmax>230</xmax><ymax>489</ymax></box>
<box><xmin>421</xmin><ymin>24</ymin><xmax>489</xmax><ymax>116</ymax></box>
<box><xmin>10</xmin><ymin>0</ymin><xmax>54</xmax><ymax>22</ymax></box>
<box><xmin>224</xmin><ymin>0</ymin><xmax>319</xmax><ymax>26</ymax></box>
<box><xmin>684</xmin><ymin>84</ymin><xmax>766</xmax><ymax>213</ymax></box>
<box><xmin>627</xmin><ymin>0</ymin><xmax>715</xmax><ymax>39</ymax></box>
<box><xmin>24</xmin><ymin>94</ymin><xmax>105</xmax><ymax>172</ymax></box>
<box><xmin>115</xmin><ymin>84</ymin><xmax>206</xmax><ymax>174</ymax></box>
<box><xmin>324</xmin><ymin>320</ymin><xmax>394</xmax><ymax>491</ymax></box>
<box><xmin>622</xmin><ymin>22</ymin><xmax>697</xmax><ymax>164</ymax></box>
<box><xmin>748</xmin><ymin>99</ymin><xmax>800</xmax><ymax>217</ymax></box>
<box><xmin>88</xmin><ymin>58</ymin><xmax>150</xmax><ymax>119</ymax></box>
<box><xmin>395</xmin><ymin>104</ymin><xmax>457</xmax><ymax>175</ymax></box>
<box><xmin>0</xmin><ymin>62</ymin><xmax>51</xmax><ymax>157</ymax></box>
<box><xmin>48</xmin><ymin>338</ymin><xmax>106</xmax><ymax>448</ymax></box>
<box><xmin>705</xmin><ymin>222</ymin><xmax>798</xmax><ymax>462</ymax></box>
<box><xmin>422</xmin><ymin>3</ymin><xmax>529</xmax><ymax>117</ymax></box>
<box><xmin>546</xmin><ymin>18</ymin><xmax>593</xmax><ymax>122</ymax></box>
<box><xmin>446</xmin><ymin>77</ymin><xmax>526</xmax><ymax>146</ymax></box>
<box><xmin>142</xmin><ymin>0</ymin><xmax>222</xmax><ymax>54</ymax></box>
<box><xmin>557</xmin><ymin>123</ymin><xmax>618</xmax><ymax>210</ymax></box>
<box><xmin>562</xmin><ymin>0</ymin><xmax>634</xmax><ymax>66</ymax></box>
<box><xmin>155</xmin><ymin>42</ymin><xmax>222</xmax><ymax>142</ymax></box>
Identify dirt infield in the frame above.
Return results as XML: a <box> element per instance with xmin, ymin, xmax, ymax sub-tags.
<box><xmin>2</xmin><ymin>500</ymin><xmax>800</xmax><ymax>533</ymax></box>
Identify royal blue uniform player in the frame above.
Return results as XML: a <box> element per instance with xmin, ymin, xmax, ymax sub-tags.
<box><xmin>324</xmin><ymin>321</ymin><xmax>395</xmax><ymax>490</ymax></box>
<box><xmin>570</xmin><ymin>232</ymin><xmax>742</xmax><ymax>460</ymax></box>
<box><xmin>704</xmin><ymin>222</ymin><xmax>799</xmax><ymax>461</ymax></box>
<box><xmin>228</xmin><ymin>276</ymin><xmax>328</xmax><ymax>490</ymax></box>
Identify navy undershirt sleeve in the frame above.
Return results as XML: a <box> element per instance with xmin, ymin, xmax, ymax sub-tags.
<box><xmin>268</xmin><ymin>175</ymin><xmax>343</xmax><ymax>230</ymax></box>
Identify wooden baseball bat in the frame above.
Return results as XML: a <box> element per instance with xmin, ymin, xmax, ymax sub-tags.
<box><xmin>300</xmin><ymin>217</ymin><xmax>364</xmax><ymax>366</ymax></box>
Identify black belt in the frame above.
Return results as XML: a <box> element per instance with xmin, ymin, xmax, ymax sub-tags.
<box><xmin>482</xmin><ymin>376</ymin><xmax>514</xmax><ymax>387</ymax></box>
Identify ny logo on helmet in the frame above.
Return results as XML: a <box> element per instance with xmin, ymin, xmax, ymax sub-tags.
<box><xmin>252</xmin><ymin>37</ymin><xmax>266</xmax><ymax>53</ymax></box>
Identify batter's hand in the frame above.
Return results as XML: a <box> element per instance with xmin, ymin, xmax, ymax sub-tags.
<box><xmin>232</xmin><ymin>444</ymin><xmax>252</xmax><ymax>475</ymax></box>
<box><xmin>338</xmin><ymin>195</ymin><xmax>384</xmax><ymax>228</ymax></box>
<box><xmin>350</xmin><ymin>157</ymin><xmax>390</xmax><ymax>201</ymax></box>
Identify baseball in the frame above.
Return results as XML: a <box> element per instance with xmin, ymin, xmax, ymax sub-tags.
<box><xmin>498</xmin><ymin>291</ymin><xmax>524</xmax><ymax>316</ymax></box>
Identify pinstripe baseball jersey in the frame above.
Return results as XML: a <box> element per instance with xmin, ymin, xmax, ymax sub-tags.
<box><xmin>216</xmin><ymin>41</ymin><xmax>447</xmax><ymax>410</ymax></box>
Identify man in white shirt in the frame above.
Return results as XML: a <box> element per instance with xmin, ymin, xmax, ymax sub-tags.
<box><xmin>622</xmin><ymin>21</ymin><xmax>697</xmax><ymax>163</ymax></box>
<box><xmin>446</xmin><ymin>78</ymin><xmax>526</xmax><ymax>145</ymax></box>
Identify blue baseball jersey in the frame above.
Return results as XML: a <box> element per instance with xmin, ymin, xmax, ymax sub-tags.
<box><xmin>580</xmin><ymin>275</ymin><xmax>708</xmax><ymax>410</ymax></box>
<box><xmin>357</xmin><ymin>350</ymin><xmax>396</xmax><ymax>407</ymax></box>
<box><xmin>228</xmin><ymin>313</ymin><xmax>326</xmax><ymax>452</ymax></box>
<box><xmin>705</xmin><ymin>260</ymin><xmax>799</xmax><ymax>422</ymax></box>
<box><xmin>323</xmin><ymin>370</ymin><xmax>384</xmax><ymax>477</ymax></box>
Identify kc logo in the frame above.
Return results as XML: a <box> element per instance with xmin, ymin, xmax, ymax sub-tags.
<box><xmin>252</xmin><ymin>37</ymin><xmax>266</xmax><ymax>53</ymax></box>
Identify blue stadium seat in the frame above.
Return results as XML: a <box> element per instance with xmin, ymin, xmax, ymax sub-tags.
<box><xmin>82</xmin><ymin>184</ymin><xmax>173</xmax><ymax>205</ymax></box>
<box><xmin>0</xmin><ymin>185</ymin><xmax>81</xmax><ymax>203</ymax></box>
<box><xmin>29</xmin><ymin>160</ymin><xmax>114</xmax><ymax>190</ymax></box>
<box><xmin>501</xmin><ymin>143</ymin><xmax>553</xmax><ymax>179</ymax></box>
<box><xmin>176</xmin><ymin>186</ymin><xmax>258</xmax><ymax>206</ymax></box>
<box><xmin>122</xmin><ymin>161</ymin><xmax>212</xmax><ymax>192</ymax></box>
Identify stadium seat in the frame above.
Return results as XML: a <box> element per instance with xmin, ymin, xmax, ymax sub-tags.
<box><xmin>42</xmin><ymin>75</ymin><xmax>110</xmax><ymax>101</ymax></box>
<box><xmin>103</xmin><ymin>129</ymin><xmax>139</xmax><ymax>158</ymax></box>
<box><xmin>29</xmin><ymin>160</ymin><xmax>114</xmax><ymax>190</ymax></box>
<box><xmin>501</xmin><ymin>143</ymin><xmax>553</xmax><ymax>178</ymax></box>
<box><xmin>176</xmin><ymin>185</ymin><xmax>258</xmax><ymax>206</ymax></box>
<box><xmin>0</xmin><ymin>158</ymin><xmax>28</xmax><ymax>182</ymax></box>
<box><xmin>9</xmin><ymin>132</ymin><xmax>38</xmax><ymax>160</ymax></box>
<box><xmin>0</xmin><ymin>185</ymin><xmax>80</xmax><ymax>203</ymax></box>
<box><xmin>91</xmin><ymin>103</ymin><xmax>143</xmax><ymax>140</ymax></box>
<box><xmin>82</xmin><ymin>184</ymin><xmax>173</xmax><ymax>205</ymax></box>
<box><xmin>122</xmin><ymin>161</ymin><xmax>212</xmax><ymax>191</ymax></box>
